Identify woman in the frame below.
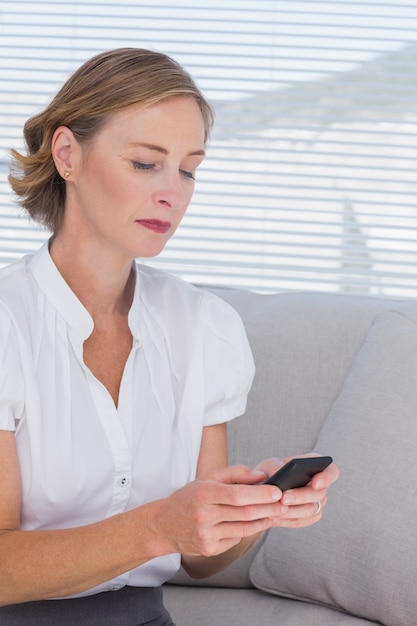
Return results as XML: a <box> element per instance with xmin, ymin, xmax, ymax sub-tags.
<box><xmin>0</xmin><ymin>48</ymin><xmax>338</xmax><ymax>625</ymax></box>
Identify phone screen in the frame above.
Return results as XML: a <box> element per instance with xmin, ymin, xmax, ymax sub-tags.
<box><xmin>264</xmin><ymin>456</ymin><xmax>333</xmax><ymax>490</ymax></box>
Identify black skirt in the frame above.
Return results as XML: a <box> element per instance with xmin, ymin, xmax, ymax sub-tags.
<box><xmin>0</xmin><ymin>586</ymin><xmax>175</xmax><ymax>626</ymax></box>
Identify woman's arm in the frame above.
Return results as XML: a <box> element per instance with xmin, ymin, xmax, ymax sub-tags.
<box><xmin>0</xmin><ymin>428</ymin><xmax>281</xmax><ymax>606</ymax></box>
<box><xmin>0</xmin><ymin>431</ymin><xmax>176</xmax><ymax>605</ymax></box>
<box><xmin>0</xmin><ymin>424</ymin><xmax>337</xmax><ymax>604</ymax></box>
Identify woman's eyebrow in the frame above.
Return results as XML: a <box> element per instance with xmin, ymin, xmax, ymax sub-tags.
<box><xmin>127</xmin><ymin>142</ymin><xmax>205</xmax><ymax>157</ymax></box>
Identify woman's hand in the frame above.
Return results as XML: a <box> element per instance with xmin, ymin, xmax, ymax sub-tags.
<box><xmin>254</xmin><ymin>454</ymin><xmax>340</xmax><ymax>528</ymax></box>
<box><xmin>174</xmin><ymin>422</ymin><xmax>339</xmax><ymax>579</ymax></box>
<box><xmin>162</xmin><ymin>455</ymin><xmax>339</xmax><ymax>560</ymax></box>
<box><xmin>160</xmin><ymin>464</ymin><xmax>287</xmax><ymax>559</ymax></box>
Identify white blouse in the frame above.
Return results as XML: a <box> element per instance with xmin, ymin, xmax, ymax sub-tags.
<box><xmin>0</xmin><ymin>243</ymin><xmax>255</xmax><ymax>598</ymax></box>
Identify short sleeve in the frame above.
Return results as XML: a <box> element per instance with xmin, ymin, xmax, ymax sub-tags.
<box><xmin>0</xmin><ymin>304</ymin><xmax>25</xmax><ymax>431</ymax></box>
<box><xmin>200</xmin><ymin>291</ymin><xmax>255</xmax><ymax>426</ymax></box>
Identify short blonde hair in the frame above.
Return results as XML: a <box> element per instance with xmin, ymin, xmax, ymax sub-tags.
<box><xmin>8</xmin><ymin>48</ymin><xmax>214</xmax><ymax>234</ymax></box>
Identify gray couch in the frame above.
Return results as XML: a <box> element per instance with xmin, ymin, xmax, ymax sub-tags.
<box><xmin>164</xmin><ymin>289</ymin><xmax>417</xmax><ymax>626</ymax></box>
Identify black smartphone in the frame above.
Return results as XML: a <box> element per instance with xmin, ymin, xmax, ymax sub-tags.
<box><xmin>264</xmin><ymin>456</ymin><xmax>333</xmax><ymax>490</ymax></box>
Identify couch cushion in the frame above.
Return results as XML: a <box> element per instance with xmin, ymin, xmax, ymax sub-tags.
<box><xmin>250</xmin><ymin>310</ymin><xmax>417</xmax><ymax>626</ymax></box>
<box><xmin>163</xmin><ymin>585</ymin><xmax>378</xmax><ymax>626</ymax></box>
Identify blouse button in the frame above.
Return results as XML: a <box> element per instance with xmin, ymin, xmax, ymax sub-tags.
<box><xmin>118</xmin><ymin>476</ymin><xmax>130</xmax><ymax>487</ymax></box>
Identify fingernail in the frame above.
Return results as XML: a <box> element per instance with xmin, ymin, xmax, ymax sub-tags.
<box><xmin>271</xmin><ymin>488</ymin><xmax>281</xmax><ymax>501</ymax></box>
<box><xmin>282</xmin><ymin>493</ymin><xmax>294</xmax><ymax>504</ymax></box>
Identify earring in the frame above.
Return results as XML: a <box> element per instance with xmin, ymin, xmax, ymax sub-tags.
<box><xmin>64</xmin><ymin>171</ymin><xmax>70</xmax><ymax>178</ymax></box>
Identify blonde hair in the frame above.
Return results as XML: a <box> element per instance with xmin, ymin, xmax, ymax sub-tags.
<box><xmin>8</xmin><ymin>48</ymin><xmax>214</xmax><ymax>234</ymax></box>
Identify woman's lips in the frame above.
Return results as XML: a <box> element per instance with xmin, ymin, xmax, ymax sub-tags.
<box><xmin>136</xmin><ymin>219</ymin><xmax>171</xmax><ymax>234</ymax></box>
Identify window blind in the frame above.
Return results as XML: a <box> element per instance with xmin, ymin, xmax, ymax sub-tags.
<box><xmin>1</xmin><ymin>1</ymin><xmax>417</xmax><ymax>297</ymax></box>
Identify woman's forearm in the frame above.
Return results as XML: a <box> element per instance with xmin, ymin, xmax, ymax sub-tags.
<box><xmin>0</xmin><ymin>499</ymin><xmax>170</xmax><ymax>607</ymax></box>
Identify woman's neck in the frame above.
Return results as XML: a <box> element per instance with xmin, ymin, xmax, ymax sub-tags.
<box><xmin>49</xmin><ymin>235</ymin><xmax>135</xmax><ymax>320</ymax></box>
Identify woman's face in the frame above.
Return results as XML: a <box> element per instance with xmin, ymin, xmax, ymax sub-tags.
<box><xmin>62</xmin><ymin>96</ymin><xmax>206</xmax><ymax>262</ymax></box>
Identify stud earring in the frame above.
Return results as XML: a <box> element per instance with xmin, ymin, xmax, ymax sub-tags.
<box><xmin>64</xmin><ymin>171</ymin><xmax>70</xmax><ymax>178</ymax></box>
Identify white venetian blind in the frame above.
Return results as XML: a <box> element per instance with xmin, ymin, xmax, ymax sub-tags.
<box><xmin>1</xmin><ymin>0</ymin><xmax>417</xmax><ymax>296</ymax></box>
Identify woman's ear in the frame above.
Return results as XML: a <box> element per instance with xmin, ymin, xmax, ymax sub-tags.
<box><xmin>51</xmin><ymin>126</ymin><xmax>80</xmax><ymax>180</ymax></box>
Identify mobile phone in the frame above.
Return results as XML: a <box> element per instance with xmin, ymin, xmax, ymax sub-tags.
<box><xmin>264</xmin><ymin>456</ymin><xmax>333</xmax><ymax>491</ymax></box>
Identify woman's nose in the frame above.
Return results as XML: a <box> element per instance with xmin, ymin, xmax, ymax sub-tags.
<box><xmin>152</xmin><ymin>171</ymin><xmax>186</xmax><ymax>209</ymax></box>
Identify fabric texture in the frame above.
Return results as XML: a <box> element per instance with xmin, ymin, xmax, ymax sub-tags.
<box><xmin>210</xmin><ymin>289</ymin><xmax>392</xmax><ymax>465</ymax></box>
<box><xmin>164</xmin><ymin>586</ymin><xmax>377</xmax><ymax>626</ymax></box>
<box><xmin>250</xmin><ymin>310</ymin><xmax>417</xmax><ymax>626</ymax></box>
<box><xmin>0</xmin><ymin>243</ymin><xmax>254</xmax><ymax>596</ymax></box>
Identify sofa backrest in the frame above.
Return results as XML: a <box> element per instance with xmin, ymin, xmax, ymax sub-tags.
<box><xmin>213</xmin><ymin>289</ymin><xmax>402</xmax><ymax>467</ymax></box>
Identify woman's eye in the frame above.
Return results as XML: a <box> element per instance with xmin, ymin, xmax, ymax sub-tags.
<box><xmin>133</xmin><ymin>162</ymin><xmax>195</xmax><ymax>180</ymax></box>
<box><xmin>133</xmin><ymin>162</ymin><xmax>154</xmax><ymax>171</ymax></box>
<box><xmin>180</xmin><ymin>169</ymin><xmax>195</xmax><ymax>180</ymax></box>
